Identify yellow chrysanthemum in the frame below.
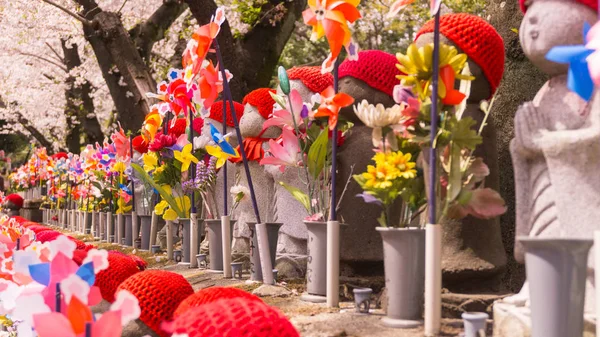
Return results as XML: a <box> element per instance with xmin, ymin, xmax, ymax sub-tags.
<box><xmin>396</xmin><ymin>43</ymin><xmax>473</xmax><ymax>100</ymax></box>
<box><xmin>386</xmin><ymin>151</ymin><xmax>417</xmax><ymax>179</ymax></box>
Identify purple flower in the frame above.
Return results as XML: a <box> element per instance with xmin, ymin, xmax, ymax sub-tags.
<box><xmin>393</xmin><ymin>85</ymin><xmax>415</xmax><ymax>105</ymax></box>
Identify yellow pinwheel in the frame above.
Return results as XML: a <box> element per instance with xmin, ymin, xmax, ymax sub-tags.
<box><xmin>206</xmin><ymin>144</ymin><xmax>240</xmax><ymax>169</ymax></box>
<box><xmin>174</xmin><ymin>144</ymin><xmax>199</xmax><ymax>172</ymax></box>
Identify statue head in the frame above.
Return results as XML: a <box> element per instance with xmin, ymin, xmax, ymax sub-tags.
<box><xmin>415</xmin><ymin>13</ymin><xmax>505</xmax><ymax>102</ymax></box>
<box><xmin>276</xmin><ymin>66</ymin><xmax>334</xmax><ymax>102</ymax></box>
<box><xmin>338</xmin><ymin>50</ymin><xmax>400</xmax><ymax>124</ymax></box>
<box><xmin>203</xmin><ymin>100</ymin><xmax>245</xmax><ymax>147</ymax></box>
<box><xmin>240</xmin><ymin>88</ymin><xmax>281</xmax><ymax>138</ymax></box>
<box><xmin>4</xmin><ymin>194</ymin><xmax>23</xmax><ymax>213</ymax></box>
<box><xmin>519</xmin><ymin>0</ymin><xmax>597</xmax><ymax>76</ymax></box>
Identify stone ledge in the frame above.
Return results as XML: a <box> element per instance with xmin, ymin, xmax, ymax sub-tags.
<box><xmin>492</xmin><ymin>302</ymin><xmax>596</xmax><ymax>337</ymax></box>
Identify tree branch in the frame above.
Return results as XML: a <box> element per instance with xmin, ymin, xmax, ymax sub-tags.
<box><xmin>19</xmin><ymin>52</ymin><xmax>68</xmax><ymax>72</ymax></box>
<box><xmin>130</xmin><ymin>0</ymin><xmax>188</xmax><ymax>62</ymax></box>
<box><xmin>40</xmin><ymin>0</ymin><xmax>92</xmax><ymax>26</ymax></box>
<box><xmin>45</xmin><ymin>42</ymin><xmax>64</xmax><ymax>63</ymax></box>
<box><xmin>13</xmin><ymin>110</ymin><xmax>55</xmax><ymax>150</ymax></box>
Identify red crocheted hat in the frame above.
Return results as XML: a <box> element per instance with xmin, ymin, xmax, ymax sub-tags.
<box><xmin>117</xmin><ymin>270</ymin><xmax>194</xmax><ymax>337</ymax></box>
<box><xmin>169</xmin><ymin>297</ymin><xmax>300</xmax><ymax>337</ymax></box>
<box><xmin>72</xmin><ymin>249</ymin><xmax>88</xmax><ymax>266</ymax></box>
<box><xmin>35</xmin><ymin>230</ymin><xmax>62</xmax><ymax>243</ymax></box>
<box><xmin>338</xmin><ymin>50</ymin><xmax>401</xmax><ymax>97</ymax></box>
<box><xmin>415</xmin><ymin>13</ymin><xmax>505</xmax><ymax>96</ymax></box>
<box><xmin>519</xmin><ymin>0</ymin><xmax>597</xmax><ymax>12</ymax></box>
<box><xmin>174</xmin><ymin>287</ymin><xmax>263</xmax><ymax>318</ymax></box>
<box><xmin>287</xmin><ymin>67</ymin><xmax>334</xmax><ymax>94</ymax></box>
<box><xmin>11</xmin><ymin>216</ymin><xmax>28</xmax><ymax>225</ymax></box>
<box><xmin>5</xmin><ymin>194</ymin><xmax>23</xmax><ymax>209</ymax></box>
<box><xmin>95</xmin><ymin>251</ymin><xmax>141</xmax><ymax>303</ymax></box>
<box><xmin>28</xmin><ymin>225</ymin><xmax>53</xmax><ymax>235</ymax></box>
<box><xmin>208</xmin><ymin>101</ymin><xmax>245</xmax><ymax>127</ymax></box>
<box><xmin>242</xmin><ymin>88</ymin><xmax>276</xmax><ymax>119</ymax></box>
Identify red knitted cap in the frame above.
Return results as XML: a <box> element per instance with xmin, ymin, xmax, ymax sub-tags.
<box><xmin>11</xmin><ymin>216</ymin><xmax>28</xmax><ymax>225</ymax></box>
<box><xmin>117</xmin><ymin>270</ymin><xmax>194</xmax><ymax>337</ymax></box>
<box><xmin>95</xmin><ymin>251</ymin><xmax>141</xmax><ymax>303</ymax></box>
<box><xmin>519</xmin><ymin>0</ymin><xmax>597</xmax><ymax>12</ymax></box>
<box><xmin>170</xmin><ymin>297</ymin><xmax>300</xmax><ymax>337</ymax></box>
<box><xmin>338</xmin><ymin>50</ymin><xmax>401</xmax><ymax>97</ymax></box>
<box><xmin>72</xmin><ymin>249</ymin><xmax>88</xmax><ymax>266</ymax></box>
<box><xmin>415</xmin><ymin>13</ymin><xmax>505</xmax><ymax>96</ymax></box>
<box><xmin>5</xmin><ymin>194</ymin><xmax>23</xmax><ymax>209</ymax></box>
<box><xmin>208</xmin><ymin>101</ymin><xmax>245</xmax><ymax>127</ymax></box>
<box><xmin>28</xmin><ymin>225</ymin><xmax>52</xmax><ymax>235</ymax></box>
<box><xmin>174</xmin><ymin>287</ymin><xmax>263</xmax><ymax>318</ymax></box>
<box><xmin>35</xmin><ymin>230</ymin><xmax>62</xmax><ymax>243</ymax></box>
<box><xmin>242</xmin><ymin>88</ymin><xmax>276</xmax><ymax>119</ymax></box>
<box><xmin>288</xmin><ymin>67</ymin><xmax>334</xmax><ymax>94</ymax></box>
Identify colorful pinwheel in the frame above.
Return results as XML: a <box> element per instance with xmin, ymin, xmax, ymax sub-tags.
<box><xmin>313</xmin><ymin>86</ymin><xmax>355</xmax><ymax>130</ymax></box>
<box><xmin>302</xmin><ymin>0</ymin><xmax>361</xmax><ymax>73</ymax></box>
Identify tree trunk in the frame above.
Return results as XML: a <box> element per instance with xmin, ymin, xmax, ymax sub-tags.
<box><xmin>486</xmin><ymin>0</ymin><xmax>548</xmax><ymax>292</ymax></box>
<box><xmin>61</xmin><ymin>39</ymin><xmax>104</xmax><ymax>149</ymax></box>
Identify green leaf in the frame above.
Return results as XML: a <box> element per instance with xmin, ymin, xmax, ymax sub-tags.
<box><xmin>511</xmin><ymin>28</ymin><xmax>519</xmax><ymax>34</ymax></box>
<box><xmin>377</xmin><ymin>212</ymin><xmax>387</xmax><ymax>227</ymax></box>
<box><xmin>307</xmin><ymin>129</ymin><xmax>329</xmax><ymax>179</ymax></box>
<box><xmin>131</xmin><ymin>163</ymin><xmax>184</xmax><ymax>218</ymax></box>
<box><xmin>279</xmin><ymin>181</ymin><xmax>311</xmax><ymax>213</ymax></box>
<box><xmin>447</xmin><ymin>117</ymin><xmax>482</xmax><ymax>150</ymax></box>
<box><xmin>446</xmin><ymin>142</ymin><xmax>462</xmax><ymax>203</ymax></box>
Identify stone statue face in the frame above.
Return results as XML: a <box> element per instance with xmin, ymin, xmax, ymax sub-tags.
<box><xmin>520</xmin><ymin>0</ymin><xmax>597</xmax><ymax>76</ymax></box>
<box><xmin>276</xmin><ymin>80</ymin><xmax>316</xmax><ymax>103</ymax></box>
<box><xmin>415</xmin><ymin>33</ymin><xmax>491</xmax><ymax>102</ymax></box>
<box><xmin>338</xmin><ymin>77</ymin><xmax>396</xmax><ymax>125</ymax></box>
<box><xmin>239</xmin><ymin>104</ymin><xmax>281</xmax><ymax>139</ymax></box>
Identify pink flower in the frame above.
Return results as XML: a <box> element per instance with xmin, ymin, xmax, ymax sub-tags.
<box><xmin>260</xmin><ymin>128</ymin><xmax>301</xmax><ymax>172</ymax></box>
<box><xmin>262</xmin><ymin>89</ymin><xmax>304</xmax><ymax>131</ymax></box>
<box><xmin>149</xmin><ymin>134</ymin><xmax>177</xmax><ymax>152</ymax></box>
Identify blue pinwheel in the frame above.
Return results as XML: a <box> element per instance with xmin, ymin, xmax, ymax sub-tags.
<box><xmin>546</xmin><ymin>22</ymin><xmax>594</xmax><ymax>101</ymax></box>
<box><xmin>209</xmin><ymin>123</ymin><xmax>237</xmax><ymax>156</ymax></box>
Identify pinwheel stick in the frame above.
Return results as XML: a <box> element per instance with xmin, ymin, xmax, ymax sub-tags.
<box><xmin>222</xmin><ymin>93</ymin><xmax>228</xmax><ymax>215</ymax></box>
<box><xmin>330</xmin><ymin>58</ymin><xmax>341</xmax><ymax>221</ymax></box>
<box><xmin>86</xmin><ymin>178</ymin><xmax>91</xmax><ymax>212</ymax></box>
<box><xmin>214</xmin><ymin>40</ymin><xmax>261</xmax><ymax>224</ymax></box>
<box><xmin>188</xmin><ymin>108</ymin><xmax>196</xmax><ymax>214</ymax></box>
<box><xmin>55</xmin><ymin>282</ymin><xmax>61</xmax><ymax>313</ymax></box>
<box><xmin>429</xmin><ymin>11</ymin><xmax>441</xmax><ymax>226</ymax></box>
<box><xmin>129</xmin><ymin>135</ymin><xmax>136</xmax><ymax>213</ymax></box>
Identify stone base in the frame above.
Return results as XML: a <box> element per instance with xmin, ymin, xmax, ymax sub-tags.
<box><xmin>492</xmin><ymin>302</ymin><xmax>596</xmax><ymax>337</ymax></box>
<box><xmin>300</xmin><ymin>293</ymin><xmax>326</xmax><ymax>303</ymax></box>
<box><xmin>380</xmin><ymin>317</ymin><xmax>423</xmax><ymax>329</ymax></box>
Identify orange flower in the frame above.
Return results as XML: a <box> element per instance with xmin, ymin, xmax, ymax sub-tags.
<box><xmin>303</xmin><ymin>0</ymin><xmax>361</xmax><ymax>73</ymax></box>
<box><xmin>313</xmin><ymin>86</ymin><xmax>354</xmax><ymax>130</ymax></box>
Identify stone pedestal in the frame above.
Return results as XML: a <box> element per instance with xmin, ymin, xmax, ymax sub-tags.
<box><xmin>22</xmin><ymin>199</ymin><xmax>43</xmax><ymax>223</ymax></box>
<box><xmin>492</xmin><ymin>302</ymin><xmax>596</xmax><ymax>337</ymax></box>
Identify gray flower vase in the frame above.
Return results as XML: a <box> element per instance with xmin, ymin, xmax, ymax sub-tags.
<box><xmin>377</xmin><ymin>227</ymin><xmax>425</xmax><ymax>328</ymax></box>
<box><xmin>139</xmin><ymin>215</ymin><xmax>152</xmax><ymax>251</ymax></box>
<box><xmin>519</xmin><ymin>237</ymin><xmax>593</xmax><ymax>337</ymax></box>
<box><xmin>206</xmin><ymin>219</ymin><xmax>236</xmax><ymax>271</ymax></box>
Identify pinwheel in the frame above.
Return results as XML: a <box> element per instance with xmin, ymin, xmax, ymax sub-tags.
<box><xmin>546</xmin><ymin>22</ymin><xmax>594</xmax><ymax>101</ymax></box>
<box><xmin>197</xmin><ymin>60</ymin><xmax>232</xmax><ymax>110</ymax></box>
<box><xmin>302</xmin><ymin>0</ymin><xmax>361</xmax><ymax>73</ymax></box>
<box><xmin>313</xmin><ymin>86</ymin><xmax>355</xmax><ymax>130</ymax></box>
<box><xmin>110</xmin><ymin>127</ymin><xmax>130</xmax><ymax>161</ymax></box>
<box><xmin>147</xmin><ymin>69</ymin><xmax>196</xmax><ymax>117</ymax></box>
<box><xmin>182</xmin><ymin>7</ymin><xmax>226</xmax><ymax>85</ymax></box>
<box><xmin>31</xmin><ymin>289</ymin><xmax>140</xmax><ymax>337</ymax></box>
<box><xmin>174</xmin><ymin>144</ymin><xmax>199</xmax><ymax>172</ymax></box>
<box><xmin>208</xmin><ymin>124</ymin><xmax>237</xmax><ymax>156</ymax></box>
<box><xmin>585</xmin><ymin>21</ymin><xmax>600</xmax><ymax>88</ymax></box>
